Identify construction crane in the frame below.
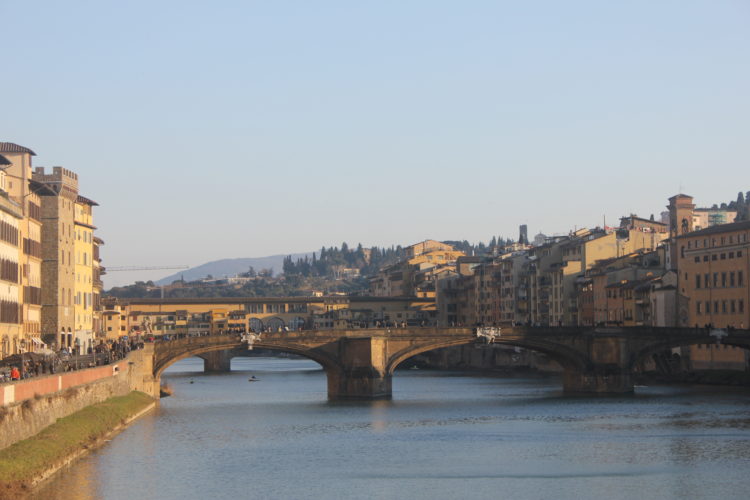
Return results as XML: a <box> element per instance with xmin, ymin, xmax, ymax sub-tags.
<box><xmin>106</xmin><ymin>265</ymin><xmax>190</xmax><ymax>298</ymax></box>
<box><xmin>106</xmin><ymin>266</ymin><xmax>190</xmax><ymax>272</ymax></box>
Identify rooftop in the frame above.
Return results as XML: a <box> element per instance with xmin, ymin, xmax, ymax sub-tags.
<box><xmin>0</xmin><ymin>142</ymin><xmax>36</xmax><ymax>155</ymax></box>
<box><xmin>77</xmin><ymin>194</ymin><xmax>99</xmax><ymax>206</ymax></box>
<box><xmin>677</xmin><ymin>219</ymin><xmax>750</xmax><ymax>239</ymax></box>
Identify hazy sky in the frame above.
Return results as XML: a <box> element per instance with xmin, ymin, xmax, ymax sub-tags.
<box><xmin>2</xmin><ymin>1</ymin><xmax>749</xmax><ymax>287</ymax></box>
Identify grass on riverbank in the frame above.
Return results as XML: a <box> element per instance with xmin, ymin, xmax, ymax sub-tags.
<box><xmin>0</xmin><ymin>391</ymin><xmax>154</xmax><ymax>496</ymax></box>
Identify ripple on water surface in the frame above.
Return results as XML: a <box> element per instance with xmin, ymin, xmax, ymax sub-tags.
<box><xmin>35</xmin><ymin>357</ymin><xmax>750</xmax><ymax>500</ymax></box>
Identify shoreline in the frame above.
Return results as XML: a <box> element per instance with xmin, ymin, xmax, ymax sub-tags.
<box><xmin>0</xmin><ymin>392</ymin><xmax>156</xmax><ymax>499</ymax></box>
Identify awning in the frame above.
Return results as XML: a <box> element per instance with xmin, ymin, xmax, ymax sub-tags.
<box><xmin>31</xmin><ymin>337</ymin><xmax>46</xmax><ymax>347</ymax></box>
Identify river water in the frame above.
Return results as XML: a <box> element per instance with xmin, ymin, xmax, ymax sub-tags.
<box><xmin>36</xmin><ymin>357</ymin><xmax>750</xmax><ymax>500</ymax></box>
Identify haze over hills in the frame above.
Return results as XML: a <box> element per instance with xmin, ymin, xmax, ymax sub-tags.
<box><xmin>154</xmin><ymin>253</ymin><xmax>311</xmax><ymax>286</ymax></box>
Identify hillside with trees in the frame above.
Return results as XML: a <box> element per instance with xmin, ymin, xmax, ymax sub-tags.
<box><xmin>726</xmin><ymin>191</ymin><xmax>750</xmax><ymax>221</ymax></box>
<box><xmin>105</xmin><ymin>237</ymin><xmax>510</xmax><ymax>299</ymax></box>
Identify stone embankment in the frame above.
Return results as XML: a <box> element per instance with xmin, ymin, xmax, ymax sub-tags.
<box><xmin>0</xmin><ymin>392</ymin><xmax>156</xmax><ymax>498</ymax></box>
<box><xmin>0</xmin><ymin>346</ymin><xmax>158</xmax><ymax>497</ymax></box>
<box><xmin>0</xmin><ymin>345</ymin><xmax>156</xmax><ymax>450</ymax></box>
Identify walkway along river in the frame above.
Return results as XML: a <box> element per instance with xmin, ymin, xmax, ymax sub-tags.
<box><xmin>37</xmin><ymin>357</ymin><xmax>750</xmax><ymax>500</ymax></box>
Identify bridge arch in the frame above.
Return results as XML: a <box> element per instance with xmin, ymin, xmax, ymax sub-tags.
<box><xmin>153</xmin><ymin>340</ymin><xmax>342</xmax><ymax>379</ymax></box>
<box><xmin>248</xmin><ymin>318</ymin><xmax>264</xmax><ymax>333</ymax></box>
<box><xmin>627</xmin><ymin>334</ymin><xmax>750</xmax><ymax>372</ymax></box>
<box><xmin>265</xmin><ymin>317</ymin><xmax>285</xmax><ymax>332</ymax></box>
<box><xmin>385</xmin><ymin>337</ymin><xmax>590</xmax><ymax>375</ymax></box>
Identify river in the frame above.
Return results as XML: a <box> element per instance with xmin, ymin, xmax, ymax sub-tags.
<box><xmin>36</xmin><ymin>357</ymin><xmax>750</xmax><ymax>500</ymax></box>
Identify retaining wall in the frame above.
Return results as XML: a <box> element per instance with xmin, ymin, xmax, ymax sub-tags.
<box><xmin>0</xmin><ymin>346</ymin><xmax>156</xmax><ymax>450</ymax></box>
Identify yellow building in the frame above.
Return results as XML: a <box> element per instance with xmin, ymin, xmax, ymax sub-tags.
<box><xmin>102</xmin><ymin>300</ymin><xmax>127</xmax><ymax>340</ymax></box>
<box><xmin>0</xmin><ymin>143</ymin><xmax>47</xmax><ymax>355</ymax></box>
<box><xmin>0</xmin><ymin>181</ymin><xmax>23</xmax><ymax>357</ymax></box>
<box><xmin>370</xmin><ymin>240</ymin><xmax>465</xmax><ymax>297</ymax></box>
<box><xmin>74</xmin><ymin>195</ymin><xmax>97</xmax><ymax>353</ymax></box>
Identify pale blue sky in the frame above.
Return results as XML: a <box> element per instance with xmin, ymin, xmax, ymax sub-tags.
<box><xmin>2</xmin><ymin>1</ymin><xmax>749</xmax><ymax>287</ymax></box>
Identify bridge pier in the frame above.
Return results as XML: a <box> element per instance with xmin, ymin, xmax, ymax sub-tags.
<box><xmin>563</xmin><ymin>336</ymin><xmax>635</xmax><ymax>394</ymax></box>
<box><xmin>201</xmin><ymin>350</ymin><xmax>232</xmax><ymax>373</ymax></box>
<box><xmin>328</xmin><ymin>337</ymin><xmax>392</xmax><ymax>399</ymax></box>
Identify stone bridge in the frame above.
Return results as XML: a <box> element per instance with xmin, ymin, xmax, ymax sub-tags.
<box><xmin>150</xmin><ymin>326</ymin><xmax>750</xmax><ymax>399</ymax></box>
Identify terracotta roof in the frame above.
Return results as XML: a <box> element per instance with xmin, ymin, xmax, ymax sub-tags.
<box><xmin>76</xmin><ymin>195</ymin><xmax>99</xmax><ymax>206</ymax></box>
<box><xmin>0</xmin><ymin>142</ymin><xmax>36</xmax><ymax>155</ymax></box>
<box><xmin>0</xmin><ymin>154</ymin><xmax>10</xmax><ymax>166</ymax></box>
<box><xmin>677</xmin><ymin>219</ymin><xmax>750</xmax><ymax>239</ymax></box>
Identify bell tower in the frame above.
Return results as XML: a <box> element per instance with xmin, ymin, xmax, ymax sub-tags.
<box><xmin>667</xmin><ymin>194</ymin><xmax>695</xmax><ymax>238</ymax></box>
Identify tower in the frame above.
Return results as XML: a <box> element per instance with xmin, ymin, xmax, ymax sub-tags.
<box><xmin>519</xmin><ymin>224</ymin><xmax>528</xmax><ymax>245</ymax></box>
<box><xmin>666</xmin><ymin>194</ymin><xmax>695</xmax><ymax>271</ymax></box>
<box><xmin>667</xmin><ymin>194</ymin><xmax>695</xmax><ymax>238</ymax></box>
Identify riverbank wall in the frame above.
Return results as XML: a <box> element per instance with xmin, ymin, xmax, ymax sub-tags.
<box><xmin>0</xmin><ymin>345</ymin><xmax>156</xmax><ymax>450</ymax></box>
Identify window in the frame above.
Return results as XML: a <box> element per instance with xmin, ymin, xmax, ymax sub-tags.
<box><xmin>721</xmin><ymin>253</ymin><xmax>726</xmax><ymax>260</ymax></box>
<box><xmin>705</xmin><ymin>301</ymin><xmax>710</xmax><ymax>314</ymax></box>
<box><xmin>739</xmin><ymin>250</ymin><xmax>743</xmax><ymax>257</ymax></box>
<box><xmin>729</xmin><ymin>252</ymin><xmax>735</xmax><ymax>259</ymax></box>
<box><xmin>705</xmin><ymin>273</ymin><xmax>710</xmax><ymax>287</ymax></box>
<box><xmin>731</xmin><ymin>300</ymin><xmax>736</xmax><ymax>314</ymax></box>
<box><xmin>712</xmin><ymin>254</ymin><xmax>717</xmax><ymax>261</ymax></box>
<box><xmin>722</xmin><ymin>301</ymin><xmax>727</xmax><ymax>314</ymax></box>
<box><xmin>695</xmin><ymin>275</ymin><xmax>701</xmax><ymax>289</ymax></box>
<box><xmin>713</xmin><ymin>273</ymin><xmax>718</xmax><ymax>287</ymax></box>
<box><xmin>714</xmin><ymin>301</ymin><xmax>719</xmax><ymax>314</ymax></box>
<box><xmin>694</xmin><ymin>256</ymin><xmax>700</xmax><ymax>263</ymax></box>
<box><xmin>703</xmin><ymin>255</ymin><xmax>709</xmax><ymax>262</ymax></box>
<box><xmin>722</xmin><ymin>272</ymin><xmax>727</xmax><ymax>287</ymax></box>
<box><xmin>739</xmin><ymin>271</ymin><xmax>744</xmax><ymax>287</ymax></box>
<box><xmin>740</xmin><ymin>300</ymin><xmax>745</xmax><ymax>313</ymax></box>
<box><xmin>730</xmin><ymin>272</ymin><xmax>735</xmax><ymax>287</ymax></box>
<box><xmin>696</xmin><ymin>302</ymin><xmax>702</xmax><ymax>315</ymax></box>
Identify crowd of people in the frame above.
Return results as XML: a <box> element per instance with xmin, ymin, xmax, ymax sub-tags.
<box><xmin>0</xmin><ymin>337</ymin><xmax>145</xmax><ymax>384</ymax></box>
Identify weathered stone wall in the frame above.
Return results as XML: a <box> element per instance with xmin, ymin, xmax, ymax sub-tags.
<box><xmin>0</xmin><ymin>346</ymin><xmax>156</xmax><ymax>450</ymax></box>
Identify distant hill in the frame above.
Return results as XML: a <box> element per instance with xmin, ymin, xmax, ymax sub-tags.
<box><xmin>155</xmin><ymin>253</ymin><xmax>311</xmax><ymax>285</ymax></box>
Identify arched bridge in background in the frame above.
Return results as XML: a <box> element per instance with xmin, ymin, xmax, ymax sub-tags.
<box><xmin>150</xmin><ymin>326</ymin><xmax>750</xmax><ymax>399</ymax></box>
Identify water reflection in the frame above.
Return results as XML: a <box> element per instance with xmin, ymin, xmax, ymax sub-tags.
<box><xmin>36</xmin><ymin>449</ymin><xmax>99</xmax><ymax>500</ymax></box>
<box><xmin>369</xmin><ymin>399</ymin><xmax>390</xmax><ymax>433</ymax></box>
<box><xmin>36</xmin><ymin>358</ymin><xmax>750</xmax><ymax>500</ymax></box>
